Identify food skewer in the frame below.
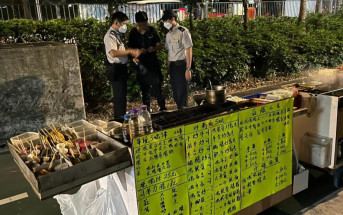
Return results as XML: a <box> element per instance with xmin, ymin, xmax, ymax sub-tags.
<box><xmin>34</xmin><ymin>145</ymin><xmax>39</xmax><ymax>157</ymax></box>
<box><xmin>40</xmin><ymin>135</ymin><xmax>48</xmax><ymax>151</ymax></box>
<box><xmin>48</xmin><ymin>152</ymin><xmax>57</xmax><ymax>171</ymax></box>
<box><xmin>10</xmin><ymin>140</ymin><xmax>21</xmax><ymax>152</ymax></box>
<box><xmin>25</xmin><ymin>140</ymin><xmax>34</xmax><ymax>153</ymax></box>
<box><xmin>30</xmin><ymin>140</ymin><xmax>38</xmax><ymax>156</ymax></box>
<box><xmin>44</xmin><ymin>129</ymin><xmax>55</xmax><ymax>143</ymax></box>
<box><xmin>75</xmin><ymin>141</ymin><xmax>81</xmax><ymax>155</ymax></box>
<box><xmin>70</xmin><ymin>148</ymin><xmax>75</xmax><ymax>158</ymax></box>
<box><xmin>40</xmin><ymin>129</ymin><xmax>50</xmax><ymax>137</ymax></box>
<box><xmin>83</xmin><ymin>127</ymin><xmax>93</xmax><ymax>159</ymax></box>
<box><xmin>8</xmin><ymin>142</ymin><xmax>22</xmax><ymax>154</ymax></box>
<box><xmin>51</xmin><ymin>123</ymin><xmax>58</xmax><ymax>132</ymax></box>
<box><xmin>17</xmin><ymin>137</ymin><xmax>26</xmax><ymax>154</ymax></box>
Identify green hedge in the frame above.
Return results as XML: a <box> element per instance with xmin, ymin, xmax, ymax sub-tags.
<box><xmin>1</xmin><ymin>13</ymin><xmax>343</xmax><ymax>111</ymax></box>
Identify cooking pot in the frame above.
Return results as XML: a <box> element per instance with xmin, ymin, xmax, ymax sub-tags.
<box><xmin>206</xmin><ymin>85</ymin><xmax>226</xmax><ymax>104</ymax></box>
<box><xmin>212</xmin><ymin>85</ymin><xmax>227</xmax><ymax>91</ymax></box>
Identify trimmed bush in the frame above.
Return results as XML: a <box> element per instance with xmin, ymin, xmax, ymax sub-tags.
<box><xmin>1</xmin><ymin>13</ymin><xmax>343</xmax><ymax>111</ymax></box>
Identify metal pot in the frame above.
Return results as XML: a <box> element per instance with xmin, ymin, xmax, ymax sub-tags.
<box><xmin>206</xmin><ymin>86</ymin><xmax>226</xmax><ymax>104</ymax></box>
<box><xmin>212</xmin><ymin>85</ymin><xmax>227</xmax><ymax>91</ymax></box>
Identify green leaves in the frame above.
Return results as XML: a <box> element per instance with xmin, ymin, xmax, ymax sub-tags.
<box><xmin>1</xmin><ymin>13</ymin><xmax>343</xmax><ymax>111</ymax></box>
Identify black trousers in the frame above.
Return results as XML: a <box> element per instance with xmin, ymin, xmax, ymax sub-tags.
<box><xmin>136</xmin><ymin>63</ymin><xmax>166</xmax><ymax>111</ymax></box>
<box><xmin>169</xmin><ymin>60</ymin><xmax>188</xmax><ymax>110</ymax></box>
<box><xmin>105</xmin><ymin>61</ymin><xmax>128</xmax><ymax>118</ymax></box>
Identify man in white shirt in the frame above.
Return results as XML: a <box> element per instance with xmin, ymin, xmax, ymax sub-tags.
<box><xmin>104</xmin><ymin>11</ymin><xmax>141</xmax><ymax>118</ymax></box>
<box><xmin>162</xmin><ymin>10</ymin><xmax>193</xmax><ymax>110</ymax></box>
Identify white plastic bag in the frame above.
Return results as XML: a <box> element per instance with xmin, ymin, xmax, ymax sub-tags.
<box><xmin>54</xmin><ymin>181</ymin><xmax>101</xmax><ymax>215</ymax></box>
<box><xmin>103</xmin><ymin>174</ymin><xmax>128</xmax><ymax>215</ymax></box>
<box><xmin>54</xmin><ymin>173</ymin><xmax>129</xmax><ymax>215</ymax></box>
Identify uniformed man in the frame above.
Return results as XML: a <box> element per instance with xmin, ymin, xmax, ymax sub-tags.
<box><xmin>162</xmin><ymin>9</ymin><xmax>193</xmax><ymax>110</ymax></box>
<box><xmin>104</xmin><ymin>11</ymin><xmax>141</xmax><ymax>118</ymax></box>
<box><xmin>128</xmin><ymin>11</ymin><xmax>167</xmax><ymax>112</ymax></box>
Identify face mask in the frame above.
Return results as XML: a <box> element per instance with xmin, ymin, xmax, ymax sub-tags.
<box><xmin>164</xmin><ymin>22</ymin><xmax>172</xmax><ymax>30</ymax></box>
<box><xmin>119</xmin><ymin>24</ymin><xmax>127</xmax><ymax>33</ymax></box>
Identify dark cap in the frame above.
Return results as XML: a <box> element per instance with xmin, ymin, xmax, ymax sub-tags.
<box><xmin>135</xmin><ymin>11</ymin><xmax>148</xmax><ymax>22</ymax></box>
<box><xmin>161</xmin><ymin>9</ymin><xmax>177</xmax><ymax>21</ymax></box>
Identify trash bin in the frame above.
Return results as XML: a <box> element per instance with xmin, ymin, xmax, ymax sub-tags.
<box><xmin>248</xmin><ymin>7</ymin><xmax>256</xmax><ymax>19</ymax></box>
<box><xmin>299</xmin><ymin>132</ymin><xmax>332</xmax><ymax>168</ymax></box>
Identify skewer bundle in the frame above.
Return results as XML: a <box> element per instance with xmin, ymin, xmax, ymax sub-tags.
<box><xmin>10</xmin><ymin>123</ymin><xmax>97</xmax><ymax>177</ymax></box>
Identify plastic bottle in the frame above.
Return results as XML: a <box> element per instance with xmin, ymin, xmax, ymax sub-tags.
<box><xmin>138</xmin><ymin>105</ymin><xmax>153</xmax><ymax>135</ymax></box>
<box><xmin>130</xmin><ymin>109</ymin><xmax>139</xmax><ymax>139</ymax></box>
<box><xmin>122</xmin><ymin>114</ymin><xmax>131</xmax><ymax>143</ymax></box>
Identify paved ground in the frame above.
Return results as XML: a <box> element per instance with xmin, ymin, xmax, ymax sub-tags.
<box><xmin>260</xmin><ymin>166</ymin><xmax>338</xmax><ymax>215</ymax></box>
<box><xmin>0</xmin><ymin>150</ymin><xmax>340</xmax><ymax>215</ymax></box>
<box><xmin>0</xmin><ymin>151</ymin><xmax>76</xmax><ymax>215</ymax></box>
<box><xmin>297</xmin><ymin>188</ymin><xmax>343</xmax><ymax>215</ymax></box>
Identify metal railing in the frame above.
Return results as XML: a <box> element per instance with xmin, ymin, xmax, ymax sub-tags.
<box><xmin>0</xmin><ymin>1</ymin><xmax>341</xmax><ymax>22</ymax></box>
<box><xmin>0</xmin><ymin>4</ymin><xmax>80</xmax><ymax>20</ymax></box>
<box><xmin>207</xmin><ymin>0</ymin><xmax>341</xmax><ymax>18</ymax></box>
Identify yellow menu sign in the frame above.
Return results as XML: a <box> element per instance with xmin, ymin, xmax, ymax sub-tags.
<box><xmin>210</xmin><ymin>114</ymin><xmax>241</xmax><ymax>215</ymax></box>
<box><xmin>185</xmin><ymin>119</ymin><xmax>214</xmax><ymax>214</ymax></box>
<box><xmin>133</xmin><ymin>98</ymin><xmax>293</xmax><ymax>215</ymax></box>
<box><xmin>133</xmin><ymin>127</ymin><xmax>189</xmax><ymax>215</ymax></box>
<box><xmin>239</xmin><ymin>99</ymin><xmax>293</xmax><ymax>209</ymax></box>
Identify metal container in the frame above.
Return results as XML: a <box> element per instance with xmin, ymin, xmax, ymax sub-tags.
<box><xmin>8</xmin><ymin>120</ymin><xmax>132</xmax><ymax>200</ymax></box>
<box><xmin>212</xmin><ymin>85</ymin><xmax>227</xmax><ymax>91</ymax></box>
<box><xmin>206</xmin><ymin>85</ymin><xmax>226</xmax><ymax>104</ymax></box>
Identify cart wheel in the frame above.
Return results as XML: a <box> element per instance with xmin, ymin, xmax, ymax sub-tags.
<box><xmin>334</xmin><ymin>167</ymin><xmax>343</xmax><ymax>188</ymax></box>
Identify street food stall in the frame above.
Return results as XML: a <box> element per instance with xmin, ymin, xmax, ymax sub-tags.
<box><xmin>8</xmin><ymin>74</ymin><xmax>328</xmax><ymax>214</ymax></box>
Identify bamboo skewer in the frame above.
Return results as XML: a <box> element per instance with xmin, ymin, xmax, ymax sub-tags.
<box><xmin>83</xmin><ymin>127</ymin><xmax>93</xmax><ymax>159</ymax></box>
<box><xmin>48</xmin><ymin>152</ymin><xmax>57</xmax><ymax>171</ymax></box>
<box><xmin>17</xmin><ymin>137</ymin><xmax>26</xmax><ymax>154</ymax></box>
<box><xmin>40</xmin><ymin>135</ymin><xmax>48</xmax><ymax>151</ymax></box>
<box><xmin>53</xmin><ymin>123</ymin><xmax>59</xmax><ymax>132</ymax></box>
<box><xmin>10</xmin><ymin>140</ymin><xmax>21</xmax><ymax>152</ymax></box>
<box><xmin>70</xmin><ymin>148</ymin><xmax>75</xmax><ymax>158</ymax></box>
<box><xmin>76</xmin><ymin>142</ymin><xmax>81</xmax><ymax>155</ymax></box>
<box><xmin>30</xmin><ymin>140</ymin><xmax>38</xmax><ymax>156</ymax></box>
<box><xmin>34</xmin><ymin>145</ymin><xmax>38</xmax><ymax>157</ymax></box>
<box><xmin>26</xmin><ymin>140</ymin><xmax>34</xmax><ymax>153</ymax></box>
<box><xmin>8</xmin><ymin>142</ymin><xmax>22</xmax><ymax>154</ymax></box>
<box><xmin>40</xmin><ymin>129</ymin><xmax>49</xmax><ymax>137</ymax></box>
<box><xmin>46</xmin><ymin>140</ymin><xmax>54</xmax><ymax>152</ymax></box>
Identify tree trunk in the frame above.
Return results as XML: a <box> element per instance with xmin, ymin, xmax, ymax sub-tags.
<box><xmin>21</xmin><ymin>0</ymin><xmax>32</xmax><ymax>19</ymax></box>
<box><xmin>299</xmin><ymin>0</ymin><xmax>307</xmax><ymax>21</ymax></box>
<box><xmin>189</xmin><ymin>5</ymin><xmax>194</xmax><ymax>30</ymax></box>
<box><xmin>243</xmin><ymin>0</ymin><xmax>248</xmax><ymax>29</ymax></box>
<box><xmin>108</xmin><ymin>1</ymin><xmax>114</xmax><ymax>15</ymax></box>
<box><xmin>339</xmin><ymin>0</ymin><xmax>342</xmax><ymax>11</ymax></box>
<box><xmin>315</xmin><ymin>0</ymin><xmax>322</xmax><ymax>13</ymax></box>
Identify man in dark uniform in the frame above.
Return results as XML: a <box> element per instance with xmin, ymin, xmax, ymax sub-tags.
<box><xmin>104</xmin><ymin>12</ymin><xmax>141</xmax><ymax>118</ymax></box>
<box><xmin>128</xmin><ymin>11</ymin><xmax>167</xmax><ymax>112</ymax></box>
<box><xmin>162</xmin><ymin>10</ymin><xmax>193</xmax><ymax>110</ymax></box>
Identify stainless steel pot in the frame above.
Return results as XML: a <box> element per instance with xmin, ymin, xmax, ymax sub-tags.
<box><xmin>206</xmin><ymin>85</ymin><xmax>226</xmax><ymax>104</ymax></box>
<box><xmin>212</xmin><ymin>85</ymin><xmax>227</xmax><ymax>91</ymax></box>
